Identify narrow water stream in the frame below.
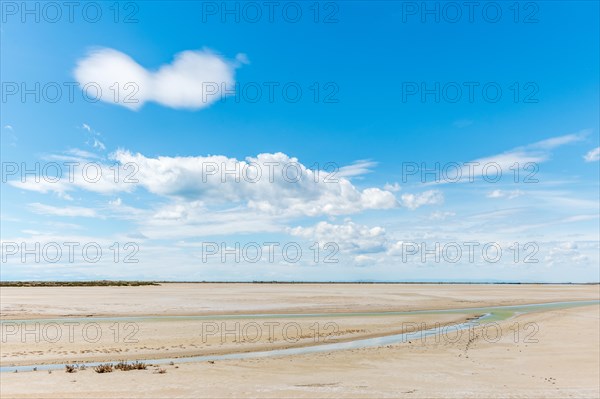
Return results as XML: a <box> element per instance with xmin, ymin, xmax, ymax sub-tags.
<box><xmin>1</xmin><ymin>300</ymin><xmax>597</xmax><ymax>373</ymax></box>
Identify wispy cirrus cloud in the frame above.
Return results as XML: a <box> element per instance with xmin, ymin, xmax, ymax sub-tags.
<box><xmin>29</xmin><ymin>203</ymin><xmax>98</xmax><ymax>218</ymax></box>
<box><xmin>425</xmin><ymin>131</ymin><xmax>590</xmax><ymax>186</ymax></box>
<box><xmin>487</xmin><ymin>189</ymin><xmax>524</xmax><ymax>200</ymax></box>
<box><xmin>583</xmin><ymin>147</ymin><xmax>600</xmax><ymax>162</ymax></box>
<box><xmin>338</xmin><ymin>160</ymin><xmax>377</xmax><ymax>178</ymax></box>
<box><xmin>470</xmin><ymin>131</ymin><xmax>588</xmax><ymax>174</ymax></box>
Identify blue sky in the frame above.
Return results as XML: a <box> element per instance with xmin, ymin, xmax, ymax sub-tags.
<box><xmin>1</xmin><ymin>1</ymin><xmax>599</xmax><ymax>282</ymax></box>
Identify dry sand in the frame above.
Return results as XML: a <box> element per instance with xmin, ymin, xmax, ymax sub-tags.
<box><xmin>1</xmin><ymin>283</ymin><xmax>599</xmax><ymax>398</ymax></box>
<box><xmin>2</xmin><ymin>283</ymin><xmax>598</xmax><ymax>318</ymax></box>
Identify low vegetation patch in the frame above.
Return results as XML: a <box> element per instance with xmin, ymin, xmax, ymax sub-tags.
<box><xmin>1</xmin><ymin>281</ymin><xmax>160</xmax><ymax>287</ymax></box>
<box><xmin>115</xmin><ymin>361</ymin><xmax>147</xmax><ymax>371</ymax></box>
<box><xmin>65</xmin><ymin>365</ymin><xmax>77</xmax><ymax>373</ymax></box>
<box><xmin>94</xmin><ymin>364</ymin><xmax>114</xmax><ymax>373</ymax></box>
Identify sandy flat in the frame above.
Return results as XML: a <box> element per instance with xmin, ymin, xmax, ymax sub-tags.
<box><xmin>1</xmin><ymin>283</ymin><xmax>598</xmax><ymax>319</ymax></box>
<box><xmin>1</xmin><ymin>313</ymin><xmax>472</xmax><ymax>366</ymax></box>
<box><xmin>1</xmin><ymin>284</ymin><xmax>598</xmax><ymax>398</ymax></box>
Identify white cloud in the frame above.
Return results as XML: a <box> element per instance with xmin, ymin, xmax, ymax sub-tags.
<box><xmin>530</xmin><ymin>132</ymin><xmax>587</xmax><ymax>150</ymax></box>
<box><xmin>74</xmin><ymin>48</ymin><xmax>242</xmax><ymax>110</ymax></box>
<box><xmin>9</xmin><ymin>158</ymin><xmax>136</xmax><ymax>196</ymax></box>
<box><xmin>383</xmin><ymin>182</ymin><xmax>401</xmax><ymax>192</ymax></box>
<box><xmin>429</xmin><ymin>211</ymin><xmax>455</xmax><ymax>221</ymax></box>
<box><xmin>109</xmin><ymin>198</ymin><xmax>122</xmax><ymax>207</ymax></box>
<box><xmin>79</xmin><ymin>123</ymin><xmax>107</xmax><ymax>152</ymax></box>
<box><xmin>29</xmin><ymin>203</ymin><xmax>97</xmax><ymax>218</ymax></box>
<box><xmin>2</xmin><ymin>124</ymin><xmax>17</xmax><ymax>146</ymax></box>
<box><xmin>338</xmin><ymin>160</ymin><xmax>377</xmax><ymax>178</ymax></box>
<box><xmin>543</xmin><ymin>241</ymin><xmax>590</xmax><ymax>267</ymax></box>
<box><xmin>479</xmin><ymin>130</ymin><xmax>587</xmax><ymax>165</ymax></box>
<box><xmin>487</xmin><ymin>189</ymin><xmax>524</xmax><ymax>200</ymax></box>
<box><xmin>235</xmin><ymin>53</ymin><xmax>250</xmax><ymax>65</ymax></box>
<box><xmin>289</xmin><ymin>220</ymin><xmax>388</xmax><ymax>254</ymax></box>
<box><xmin>497</xmin><ymin>214</ymin><xmax>599</xmax><ymax>234</ymax></box>
<box><xmin>112</xmin><ymin>150</ymin><xmax>398</xmax><ymax>217</ymax></box>
<box><xmin>583</xmin><ymin>147</ymin><xmax>600</xmax><ymax>162</ymax></box>
<box><xmin>21</xmin><ymin>229</ymin><xmax>42</xmax><ymax>236</ymax></box>
<box><xmin>400</xmin><ymin>190</ymin><xmax>443</xmax><ymax>210</ymax></box>
<box><xmin>140</xmin><ymin>206</ymin><xmax>283</xmax><ymax>238</ymax></box>
<box><xmin>64</xmin><ymin>148</ymin><xmax>100</xmax><ymax>159</ymax></box>
<box><xmin>7</xmin><ymin>151</ymin><xmax>403</xmax><ymax>238</ymax></box>
<box><xmin>427</xmin><ymin>131</ymin><xmax>590</xmax><ymax>185</ymax></box>
<box><xmin>92</xmin><ymin>138</ymin><xmax>105</xmax><ymax>150</ymax></box>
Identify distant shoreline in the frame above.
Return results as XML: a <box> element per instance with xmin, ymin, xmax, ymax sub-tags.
<box><xmin>1</xmin><ymin>281</ymin><xmax>598</xmax><ymax>287</ymax></box>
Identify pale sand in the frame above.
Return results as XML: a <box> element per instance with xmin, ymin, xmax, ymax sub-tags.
<box><xmin>2</xmin><ymin>283</ymin><xmax>599</xmax><ymax>319</ymax></box>
<box><xmin>1</xmin><ymin>284</ymin><xmax>599</xmax><ymax>398</ymax></box>
<box><xmin>1</xmin><ymin>313</ymin><xmax>472</xmax><ymax>366</ymax></box>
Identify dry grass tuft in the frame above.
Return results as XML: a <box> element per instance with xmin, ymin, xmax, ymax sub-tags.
<box><xmin>115</xmin><ymin>361</ymin><xmax>147</xmax><ymax>371</ymax></box>
<box><xmin>94</xmin><ymin>364</ymin><xmax>114</xmax><ymax>373</ymax></box>
<box><xmin>65</xmin><ymin>365</ymin><xmax>77</xmax><ymax>373</ymax></box>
